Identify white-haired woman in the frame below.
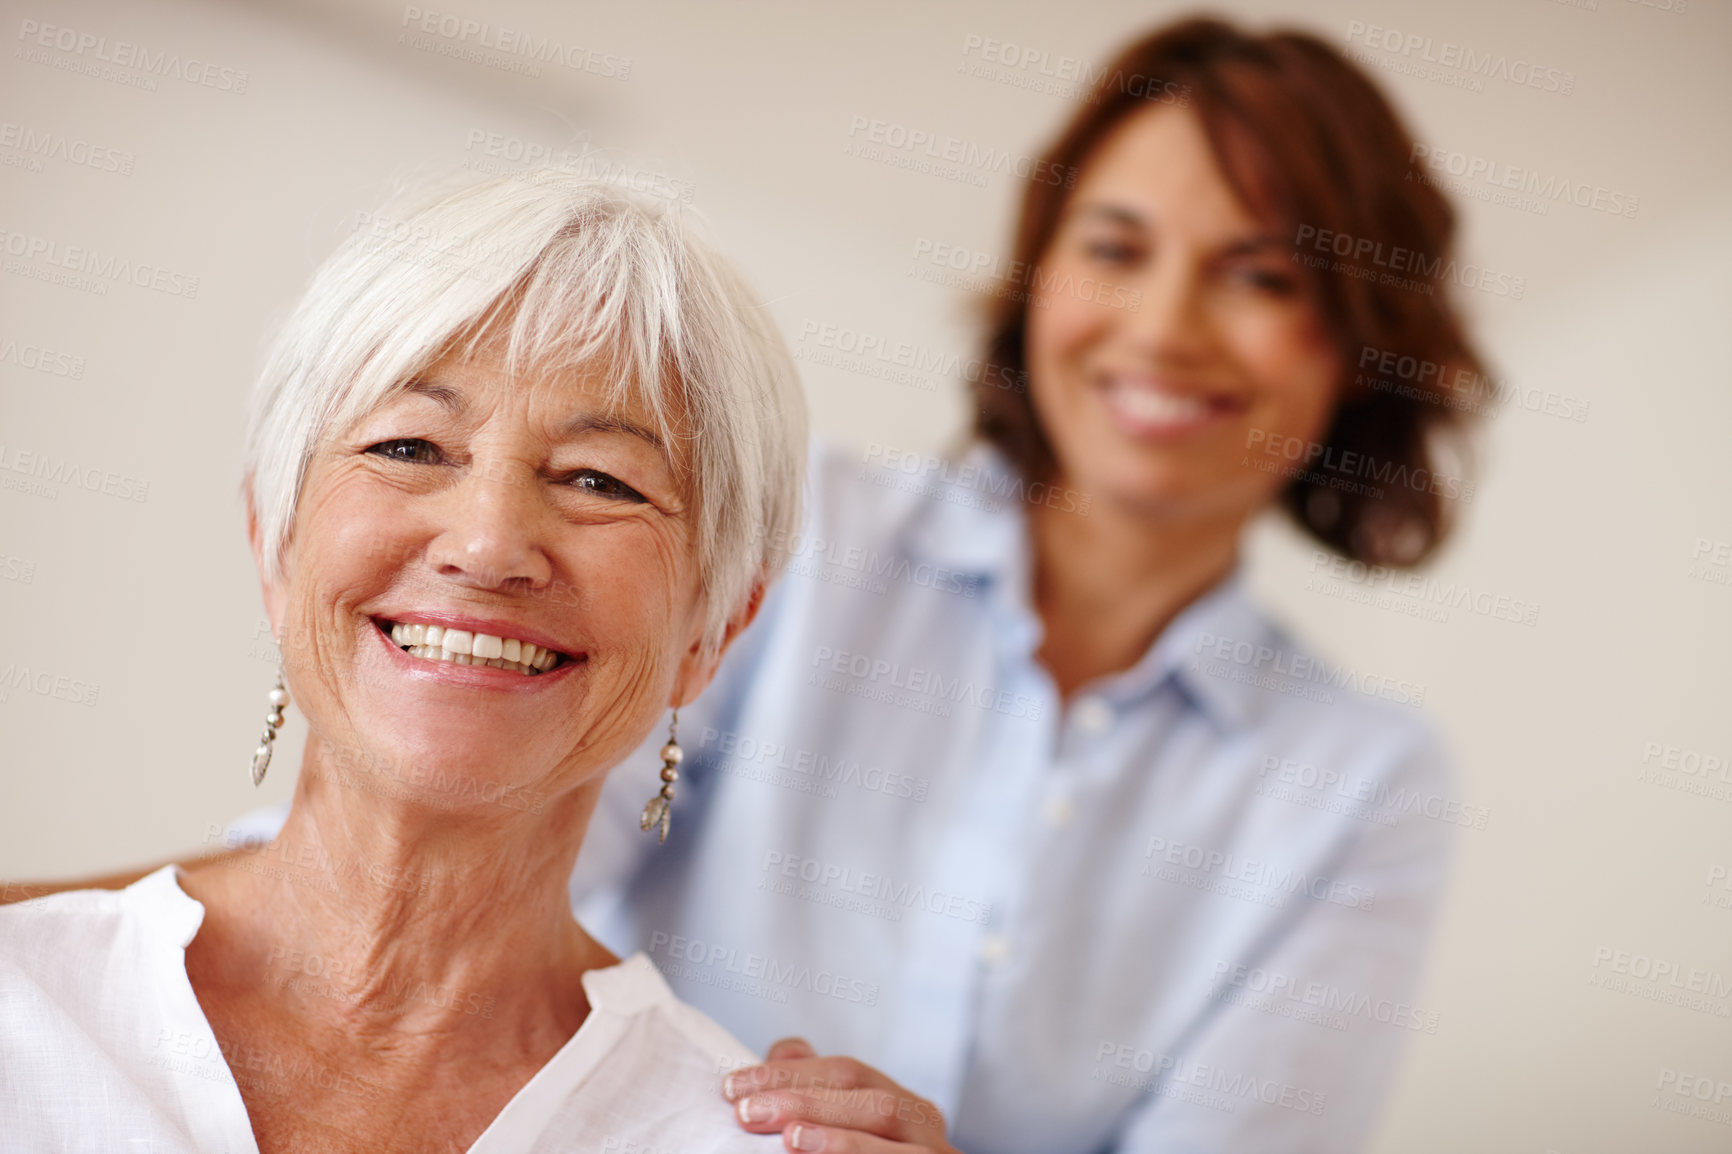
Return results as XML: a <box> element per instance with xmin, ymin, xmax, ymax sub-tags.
<box><xmin>0</xmin><ymin>174</ymin><xmax>806</xmax><ymax>1152</ymax></box>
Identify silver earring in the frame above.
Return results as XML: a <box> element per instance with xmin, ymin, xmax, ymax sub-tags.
<box><xmin>639</xmin><ymin>708</ymin><xmax>682</xmax><ymax>844</ymax></box>
<box><xmin>250</xmin><ymin>662</ymin><xmax>291</xmax><ymax>787</ymax></box>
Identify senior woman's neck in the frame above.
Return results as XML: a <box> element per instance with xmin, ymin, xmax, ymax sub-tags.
<box><xmin>178</xmin><ymin>737</ymin><xmax>615</xmax><ymax>1048</ymax></box>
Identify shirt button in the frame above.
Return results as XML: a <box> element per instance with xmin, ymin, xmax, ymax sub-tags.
<box><xmin>1071</xmin><ymin>695</ymin><xmax>1114</xmax><ymax>735</ymax></box>
<box><xmin>979</xmin><ymin>934</ymin><xmax>1011</xmax><ymax>965</ymax></box>
<box><xmin>1044</xmin><ymin>795</ymin><xmax>1075</xmax><ymax>827</ymax></box>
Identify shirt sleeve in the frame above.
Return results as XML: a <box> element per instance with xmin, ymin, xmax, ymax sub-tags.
<box><xmin>1111</xmin><ymin>729</ymin><xmax>1459</xmax><ymax>1154</ymax></box>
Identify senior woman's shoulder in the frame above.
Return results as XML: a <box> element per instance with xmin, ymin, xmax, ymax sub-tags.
<box><xmin>0</xmin><ymin>866</ymin><xmax>189</xmax><ymax>991</ymax></box>
<box><xmin>0</xmin><ymin>869</ymin><xmax>158</xmax><ymax>950</ymax></box>
<box><xmin>0</xmin><ymin>866</ymin><xmax>205</xmax><ymax>1133</ymax></box>
<box><xmin>0</xmin><ymin>887</ymin><xmax>117</xmax><ymax>991</ymax></box>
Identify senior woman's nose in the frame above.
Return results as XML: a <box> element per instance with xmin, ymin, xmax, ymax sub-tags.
<box><xmin>424</xmin><ymin>457</ymin><xmax>555</xmax><ymax>590</ymax></box>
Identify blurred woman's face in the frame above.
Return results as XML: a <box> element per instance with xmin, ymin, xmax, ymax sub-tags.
<box><xmin>258</xmin><ymin>346</ymin><xmax>714</xmax><ymax>810</ymax></box>
<box><xmin>1025</xmin><ymin>104</ymin><xmax>1342</xmax><ymax>526</ymax></box>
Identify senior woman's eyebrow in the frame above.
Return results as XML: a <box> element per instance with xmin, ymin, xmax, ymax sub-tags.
<box><xmin>560</xmin><ymin>413</ymin><xmax>665</xmax><ymax>451</ymax></box>
<box><xmin>393</xmin><ymin>380</ymin><xmax>663</xmax><ymax>450</ymax></box>
<box><xmin>408</xmin><ymin>379</ymin><xmax>462</xmax><ymax>405</ymax></box>
<box><xmin>390</xmin><ymin>378</ymin><xmax>467</xmax><ymax>413</ymax></box>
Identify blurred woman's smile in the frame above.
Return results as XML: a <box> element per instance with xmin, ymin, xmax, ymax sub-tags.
<box><xmin>1093</xmin><ymin>371</ymin><xmax>1253</xmax><ymax>441</ymax></box>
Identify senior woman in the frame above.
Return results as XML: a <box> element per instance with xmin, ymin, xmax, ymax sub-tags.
<box><xmin>0</xmin><ymin>174</ymin><xmax>806</xmax><ymax>1151</ymax></box>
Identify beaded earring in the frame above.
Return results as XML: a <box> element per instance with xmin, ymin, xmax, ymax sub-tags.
<box><xmin>639</xmin><ymin>708</ymin><xmax>683</xmax><ymax>843</ymax></box>
<box><xmin>250</xmin><ymin>663</ymin><xmax>290</xmax><ymax>787</ymax></box>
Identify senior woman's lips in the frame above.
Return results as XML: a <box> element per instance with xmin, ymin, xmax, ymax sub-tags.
<box><xmin>371</xmin><ymin>615</ymin><xmax>578</xmax><ymax>677</ymax></box>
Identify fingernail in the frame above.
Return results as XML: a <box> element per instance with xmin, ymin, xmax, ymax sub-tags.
<box><xmin>725</xmin><ymin>1066</ymin><xmax>765</xmax><ymax>1099</ymax></box>
<box><xmin>737</xmin><ymin>1096</ymin><xmax>774</xmax><ymax>1124</ymax></box>
<box><xmin>789</xmin><ymin>1124</ymin><xmax>826</xmax><ymax>1152</ymax></box>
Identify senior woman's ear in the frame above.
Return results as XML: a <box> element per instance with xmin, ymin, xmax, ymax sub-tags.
<box><xmin>670</xmin><ymin>580</ymin><xmax>768</xmax><ymax>709</ymax></box>
<box><xmin>243</xmin><ymin>487</ymin><xmax>290</xmax><ymax>645</ymax></box>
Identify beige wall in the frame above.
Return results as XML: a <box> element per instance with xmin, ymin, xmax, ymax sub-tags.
<box><xmin>3</xmin><ymin>0</ymin><xmax>1728</xmax><ymax>1149</ymax></box>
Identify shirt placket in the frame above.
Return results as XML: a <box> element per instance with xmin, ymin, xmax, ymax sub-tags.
<box><xmin>877</xmin><ymin>591</ymin><xmax>1056</xmax><ymax>1115</ymax></box>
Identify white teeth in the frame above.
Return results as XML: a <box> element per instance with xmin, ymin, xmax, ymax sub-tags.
<box><xmin>1104</xmin><ymin>378</ymin><xmax>1218</xmax><ymax>426</ymax></box>
<box><xmin>1114</xmin><ymin>389</ymin><xmax>1210</xmax><ymax>422</ymax></box>
<box><xmin>383</xmin><ymin>619</ymin><xmax>565</xmax><ymax>677</ymax></box>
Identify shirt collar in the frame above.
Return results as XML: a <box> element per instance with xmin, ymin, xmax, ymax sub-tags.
<box><xmin>138</xmin><ymin>864</ymin><xmax>207</xmax><ymax>949</ymax></box>
<box><xmin>582</xmin><ymin>951</ymin><xmax>674</xmax><ymax>1017</ymax></box>
<box><xmin>899</xmin><ymin>442</ymin><xmax>1274</xmax><ymax>729</ymax></box>
<box><xmin>1124</xmin><ymin>568</ymin><xmax>1274</xmax><ymax>730</ymax></box>
<box><xmin>147</xmin><ymin>866</ymin><xmax>672</xmax><ymax>1019</ymax></box>
<box><xmin>900</xmin><ymin>441</ymin><xmax>1029</xmax><ymax>580</ymax></box>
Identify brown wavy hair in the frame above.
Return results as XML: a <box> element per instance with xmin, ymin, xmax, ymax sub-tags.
<box><xmin>973</xmin><ymin>16</ymin><xmax>1490</xmax><ymax>566</ymax></box>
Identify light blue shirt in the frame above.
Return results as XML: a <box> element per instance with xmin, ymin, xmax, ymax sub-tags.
<box><xmin>238</xmin><ymin>443</ymin><xmax>1459</xmax><ymax>1154</ymax></box>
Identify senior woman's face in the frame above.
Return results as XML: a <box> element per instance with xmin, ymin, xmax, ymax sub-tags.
<box><xmin>1024</xmin><ymin>104</ymin><xmax>1341</xmax><ymax>523</ymax></box>
<box><xmin>256</xmin><ymin>347</ymin><xmax>715</xmax><ymax>805</ymax></box>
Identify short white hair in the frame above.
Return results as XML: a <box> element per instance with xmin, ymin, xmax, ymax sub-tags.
<box><xmin>244</xmin><ymin>171</ymin><xmax>807</xmax><ymax>650</ymax></box>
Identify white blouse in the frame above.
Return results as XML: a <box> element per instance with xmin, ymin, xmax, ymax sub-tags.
<box><xmin>0</xmin><ymin>866</ymin><xmax>779</xmax><ymax>1153</ymax></box>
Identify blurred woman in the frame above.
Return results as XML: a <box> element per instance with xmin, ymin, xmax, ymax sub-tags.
<box><xmin>659</xmin><ymin>17</ymin><xmax>1490</xmax><ymax>1153</ymax></box>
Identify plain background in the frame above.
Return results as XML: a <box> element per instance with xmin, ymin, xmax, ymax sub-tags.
<box><xmin>2</xmin><ymin>0</ymin><xmax>1729</xmax><ymax>1150</ymax></box>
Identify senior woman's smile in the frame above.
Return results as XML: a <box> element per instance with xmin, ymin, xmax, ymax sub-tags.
<box><xmin>375</xmin><ymin>618</ymin><xmax>573</xmax><ymax>678</ymax></box>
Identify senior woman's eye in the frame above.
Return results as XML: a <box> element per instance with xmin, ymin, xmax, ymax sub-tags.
<box><xmin>565</xmin><ymin>469</ymin><xmax>648</xmax><ymax>503</ymax></box>
<box><xmin>366</xmin><ymin>437</ymin><xmax>445</xmax><ymax>464</ymax></box>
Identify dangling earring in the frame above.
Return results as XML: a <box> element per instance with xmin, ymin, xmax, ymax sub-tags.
<box><xmin>250</xmin><ymin>661</ymin><xmax>291</xmax><ymax>787</ymax></box>
<box><xmin>639</xmin><ymin>708</ymin><xmax>682</xmax><ymax>844</ymax></box>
